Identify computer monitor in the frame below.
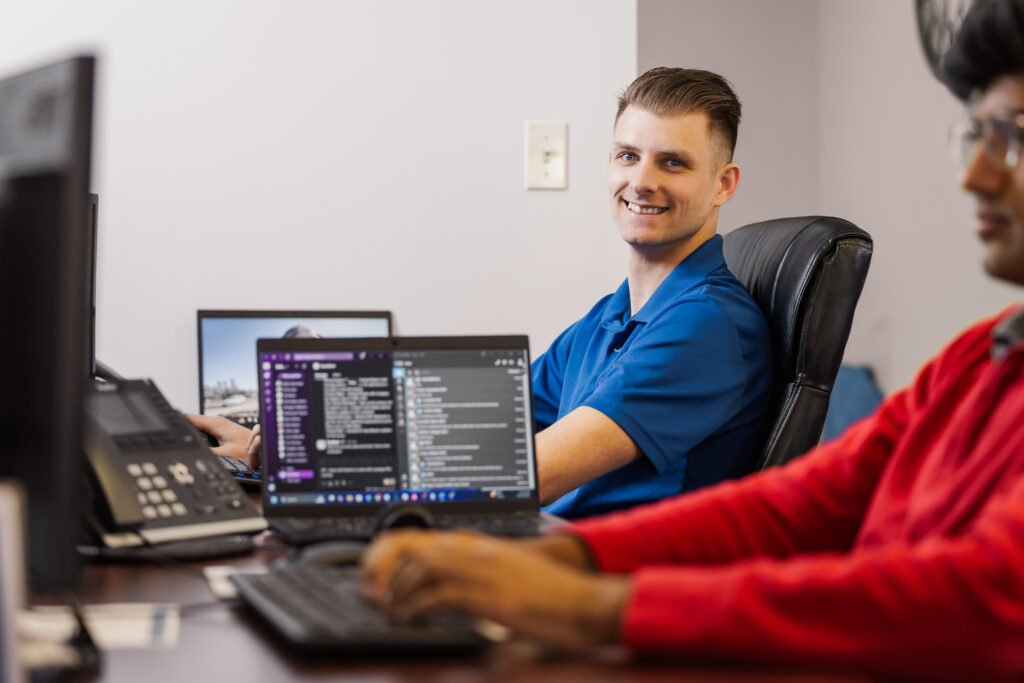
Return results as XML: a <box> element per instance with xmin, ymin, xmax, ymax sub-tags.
<box><xmin>0</xmin><ymin>55</ymin><xmax>94</xmax><ymax>590</ymax></box>
<box><xmin>197</xmin><ymin>310</ymin><xmax>392</xmax><ymax>426</ymax></box>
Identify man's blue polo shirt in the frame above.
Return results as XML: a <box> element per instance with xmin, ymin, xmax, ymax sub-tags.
<box><xmin>532</xmin><ymin>235</ymin><xmax>771</xmax><ymax>519</ymax></box>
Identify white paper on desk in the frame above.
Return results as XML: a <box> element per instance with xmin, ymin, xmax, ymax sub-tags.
<box><xmin>21</xmin><ymin>603</ymin><xmax>180</xmax><ymax>649</ymax></box>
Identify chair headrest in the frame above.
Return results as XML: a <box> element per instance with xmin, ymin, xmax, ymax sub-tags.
<box><xmin>723</xmin><ymin>215</ymin><xmax>873</xmax><ymax>384</ymax></box>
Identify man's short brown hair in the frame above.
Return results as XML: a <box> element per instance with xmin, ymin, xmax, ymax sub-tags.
<box><xmin>616</xmin><ymin>67</ymin><xmax>742</xmax><ymax>161</ymax></box>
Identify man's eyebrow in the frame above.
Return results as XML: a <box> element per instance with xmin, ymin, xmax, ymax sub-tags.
<box><xmin>611</xmin><ymin>142</ymin><xmax>692</xmax><ymax>157</ymax></box>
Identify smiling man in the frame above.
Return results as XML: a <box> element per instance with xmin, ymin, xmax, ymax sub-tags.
<box><xmin>193</xmin><ymin>68</ymin><xmax>772</xmax><ymax>517</ymax></box>
<box><xmin>529</xmin><ymin>67</ymin><xmax>771</xmax><ymax>517</ymax></box>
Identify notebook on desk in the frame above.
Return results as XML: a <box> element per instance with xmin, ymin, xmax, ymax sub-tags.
<box><xmin>257</xmin><ymin>335</ymin><xmax>545</xmax><ymax>544</ymax></box>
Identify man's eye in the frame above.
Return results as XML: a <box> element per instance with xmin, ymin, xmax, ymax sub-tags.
<box><xmin>618</xmin><ymin>152</ymin><xmax>638</xmax><ymax>162</ymax></box>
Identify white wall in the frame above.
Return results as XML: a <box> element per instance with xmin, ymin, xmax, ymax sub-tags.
<box><xmin>816</xmin><ymin>0</ymin><xmax>1020</xmax><ymax>392</ymax></box>
<box><xmin>0</xmin><ymin>0</ymin><xmax>637</xmax><ymax>412</ymax></box>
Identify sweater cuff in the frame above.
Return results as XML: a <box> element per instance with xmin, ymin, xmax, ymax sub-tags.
<box><xmin>621</xmin><ymin>565</ymin><xmax>729</xmax><ymax>653</ymax></box>
<box><xmin>569</xmin><ymin>517</ymin><xmax>639</xmax><ymax>574</ymax></box>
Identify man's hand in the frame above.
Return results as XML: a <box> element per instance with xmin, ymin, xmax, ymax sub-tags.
<box><xmin>360</xmin><ymin>530</ymin><xmax>629</xmax><ymax>650</ymax></box>
<box><xmin>185</xmin><ymin>414</ymin><xmax>262</xmax><ymax>468</ymax></box>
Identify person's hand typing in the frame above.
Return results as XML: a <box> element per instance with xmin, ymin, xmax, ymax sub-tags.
<box><xmin>243</xmin><ymin>423</ymin><xmax>262</xmax><ymax>468</ymax></box>
<box><xmin>360</xmin><ymin>529</ymin><xmax>628</xmax><ymax>650</ymax></box>
<box><xmin>185</xmin><ymin>414</ymin><xmax>262</xmax><ymax>468</ymax></box>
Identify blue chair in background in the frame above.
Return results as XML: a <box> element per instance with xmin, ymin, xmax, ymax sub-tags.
<box><xmin>821</xmin><ymin>364</ymin><xmax>884</xmax><ymax>442</ymax></box>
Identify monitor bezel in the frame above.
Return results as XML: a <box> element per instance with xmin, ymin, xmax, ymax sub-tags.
<box><xmin>0</xmin><ymin>54</ymin><xmax>95</xmax><ymax>591</ymax></box>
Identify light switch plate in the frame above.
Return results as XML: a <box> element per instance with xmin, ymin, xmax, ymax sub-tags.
<box><xmin>525</xmin><ymin>121</ymin><xmax>568</xmax><ymax>190</ymax></box>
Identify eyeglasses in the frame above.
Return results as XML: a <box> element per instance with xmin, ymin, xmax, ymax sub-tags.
<box><xmin>949</xmin><ymin>109</ymin><xmax>1024</xmax><ymax>171</ymax></box>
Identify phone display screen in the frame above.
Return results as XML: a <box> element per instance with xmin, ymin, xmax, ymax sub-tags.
<box><xmin>89</xmin><ymin>390</ymin><xmax>169</xmax><ymax>436</ymax></box>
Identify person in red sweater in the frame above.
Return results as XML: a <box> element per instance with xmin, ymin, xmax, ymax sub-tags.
<box><xmin>360</xmin><ymin>0</ymin><xmax>1024</xmax><ymax>678</ymax></box>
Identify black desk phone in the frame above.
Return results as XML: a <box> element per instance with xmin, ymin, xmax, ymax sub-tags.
<box><xmin>82</xmin><ymin>379</ymin><xmax>266</xmax><ymax>548</ymax></box>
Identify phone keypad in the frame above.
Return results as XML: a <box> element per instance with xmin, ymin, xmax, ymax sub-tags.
<box><xmin>124</xmin><ymin>457</ymin><xmax>249</xmax><ymax>524</ymax></box>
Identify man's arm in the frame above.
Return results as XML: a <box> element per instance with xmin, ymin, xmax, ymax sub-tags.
<box><xmin>611</xmin><ymin>473</ymin><xmax>1024</xmax><ymax>679</ymax></box>
<box><xmin>535</xmin><ymin>407</ymin><xmax>642</xmax><ymax>505</ymax></box>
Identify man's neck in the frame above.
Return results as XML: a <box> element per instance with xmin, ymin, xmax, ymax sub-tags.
<box><xmin>626</xmin><ymin>228</ymin><xmax>715</xmax><ymax>317</ymax></box>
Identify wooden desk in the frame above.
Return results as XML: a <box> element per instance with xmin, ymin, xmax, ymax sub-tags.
<box><xmin>66</xmin><ymin>541</ymin><xmax>870</xmax><ymax>683</ymax></box>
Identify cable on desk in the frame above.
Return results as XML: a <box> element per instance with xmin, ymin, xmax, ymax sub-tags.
<box><xmin>66</xmin><ymin>592</ymin><xmax>102</xmax><ymax>674</ymax></box>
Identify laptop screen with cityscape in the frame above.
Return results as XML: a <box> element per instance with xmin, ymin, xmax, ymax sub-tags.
<box><xmin>197</xmin><ymin>310</ymin><xmax>392</xmax><ymax>425</ymax></box>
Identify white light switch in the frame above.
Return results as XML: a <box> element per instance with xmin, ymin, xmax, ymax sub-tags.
<box><xmin>525</xmin><ymin>121</ymin><xmax>568</xmax><ymax>190</ymax></box>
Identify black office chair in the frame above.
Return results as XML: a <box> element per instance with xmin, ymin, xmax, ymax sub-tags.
<box><xmin>722</xmin><ymin>216</ymin><xmax>873</xmax><ymax>472</ymax></box>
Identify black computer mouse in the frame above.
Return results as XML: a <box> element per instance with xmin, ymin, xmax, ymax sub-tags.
<box><xmin>372</xmin><ymin>503</ymin><xmax>435</xmax><ymax>534</ymax></box>
<box><xmin>294</xmin><ymin>539</ymin><xmax>369</xmax><ymax>566</ymax></box>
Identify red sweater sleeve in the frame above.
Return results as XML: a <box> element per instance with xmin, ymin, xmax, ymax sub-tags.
<box><xmin>571</xmin><ymin>385</ymin><xmax>910</xmax><ymax>568</ymax></box>
<box><xmin>620</xmin><ymin>471</ymin><xmax>1024</xmax><ymax>679</ymax></box>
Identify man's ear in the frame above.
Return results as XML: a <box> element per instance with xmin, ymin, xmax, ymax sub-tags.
<box><xmin>713</xmin><ymin>163</ymin><xmax>740</xmax><ymax>207</ymax></box>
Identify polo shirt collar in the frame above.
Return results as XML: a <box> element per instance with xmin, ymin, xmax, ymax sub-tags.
<box><xmin>599</xmin><ymin>234</ymin><xmax>726</xmax><ymax>331</ymax></box>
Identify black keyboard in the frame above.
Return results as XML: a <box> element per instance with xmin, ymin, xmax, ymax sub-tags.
<box><xmin>219</xmin><ymin>456</ymin><xmax>262</xmax><ymax>490</ymax></box>
<box><xmin>230</xmin><ymin>563</ymin><xmax>486</xmax><ymax>653</ymax></box>
<box><xmin>269</xmin><ymin>512</ymin><xmax>542</xmax><ymax>545</ymax></box>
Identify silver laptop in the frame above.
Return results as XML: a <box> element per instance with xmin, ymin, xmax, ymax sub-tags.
<box><xmin>256</xmin><ymin>335</ymin><xmax>544</xmax><ymax>542</ymax></box>
<box><xmin>197</xmin><ymin>310</ymin><xmax>392</xmax><ymax>427</ymax></box>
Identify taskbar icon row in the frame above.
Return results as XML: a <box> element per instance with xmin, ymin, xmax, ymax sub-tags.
<box><xmin>267</xmin><ymin>488</ymin><xmax>507</xmax><ymax>506</ymax></box>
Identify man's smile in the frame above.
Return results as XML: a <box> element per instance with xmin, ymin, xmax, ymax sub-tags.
<box><xmin>625</xmin><ymin>200</ymin><xmax>669</xmax><ymax>215</ymax></box>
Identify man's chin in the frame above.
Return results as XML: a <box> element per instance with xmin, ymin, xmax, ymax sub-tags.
<box><xmin>982</xmin><ymin>252</ymin><xmax>1024</xmax><ymax>287</ymax></box>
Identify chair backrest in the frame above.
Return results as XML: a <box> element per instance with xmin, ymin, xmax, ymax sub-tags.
<box><xmin>722</xmin><ymin>216</ymin><xmax>873</xmax><ymax>472</ymax></box>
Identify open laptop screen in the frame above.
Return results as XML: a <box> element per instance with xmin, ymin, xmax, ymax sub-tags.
<box><xmin>257</xmin><ymin>337</ymin><xmax>538</xmax><ymax>515</ymax></box>
<box><xmin>197</xmin><ymin>310</ymin><xmax>391</xmax><ymax>425</ymax></box>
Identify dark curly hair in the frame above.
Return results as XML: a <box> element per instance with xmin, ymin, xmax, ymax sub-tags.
<box><xmin>942</xmin><ymin>0</ymin><xmax>1024</xmax><ymax>101</ymax></box>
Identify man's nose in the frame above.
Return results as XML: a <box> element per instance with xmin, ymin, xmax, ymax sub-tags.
<box><xmin>629</xmin><ymin>160</ymin><xmax>658</xmax><ymax>194</ymax></box>
<box><xmin>961</xmin><ymin>145</ymin><xmax>1008</xmax><ymax>199</ymax></box>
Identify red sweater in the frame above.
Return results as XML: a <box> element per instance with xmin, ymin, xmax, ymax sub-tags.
<box><xmin>573</xmin><ymin>308</ymin><xmax>1024</xmax><ymax>679</ymax></box>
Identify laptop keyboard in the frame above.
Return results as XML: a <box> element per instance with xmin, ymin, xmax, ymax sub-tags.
<box><xmin>230</xmin><ymin>563</ymin><xmax>486</xmax><ymax>652</ymax></box>
<box><xmin>436</xmin><ymin>512</ymin><xmax>542</xmax><ymax>536</ymax></box>
<box><xmin>219</xmin><ymin>456</ymin><xmax>262</xmax><ymax>490</ymax></box>
<box><xmin>269</xmin><ymin>512</ymin><xmax>542</xmax><ymax>545</ymax></box>
<box><xmin>270</xmin><ymin>516</ymin><xmax>378</xmax><ymax>544</ymax></box>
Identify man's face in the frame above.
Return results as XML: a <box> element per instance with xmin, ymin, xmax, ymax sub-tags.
<box><xmin>961</xmin><ymin>73</ymin><xmax>1024</xmax><ymax>285</ymax></box>
<box><xmin>608</xmin><ymin>106</ymin><xmax>737</xmax><ymax>259</ymax></box>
